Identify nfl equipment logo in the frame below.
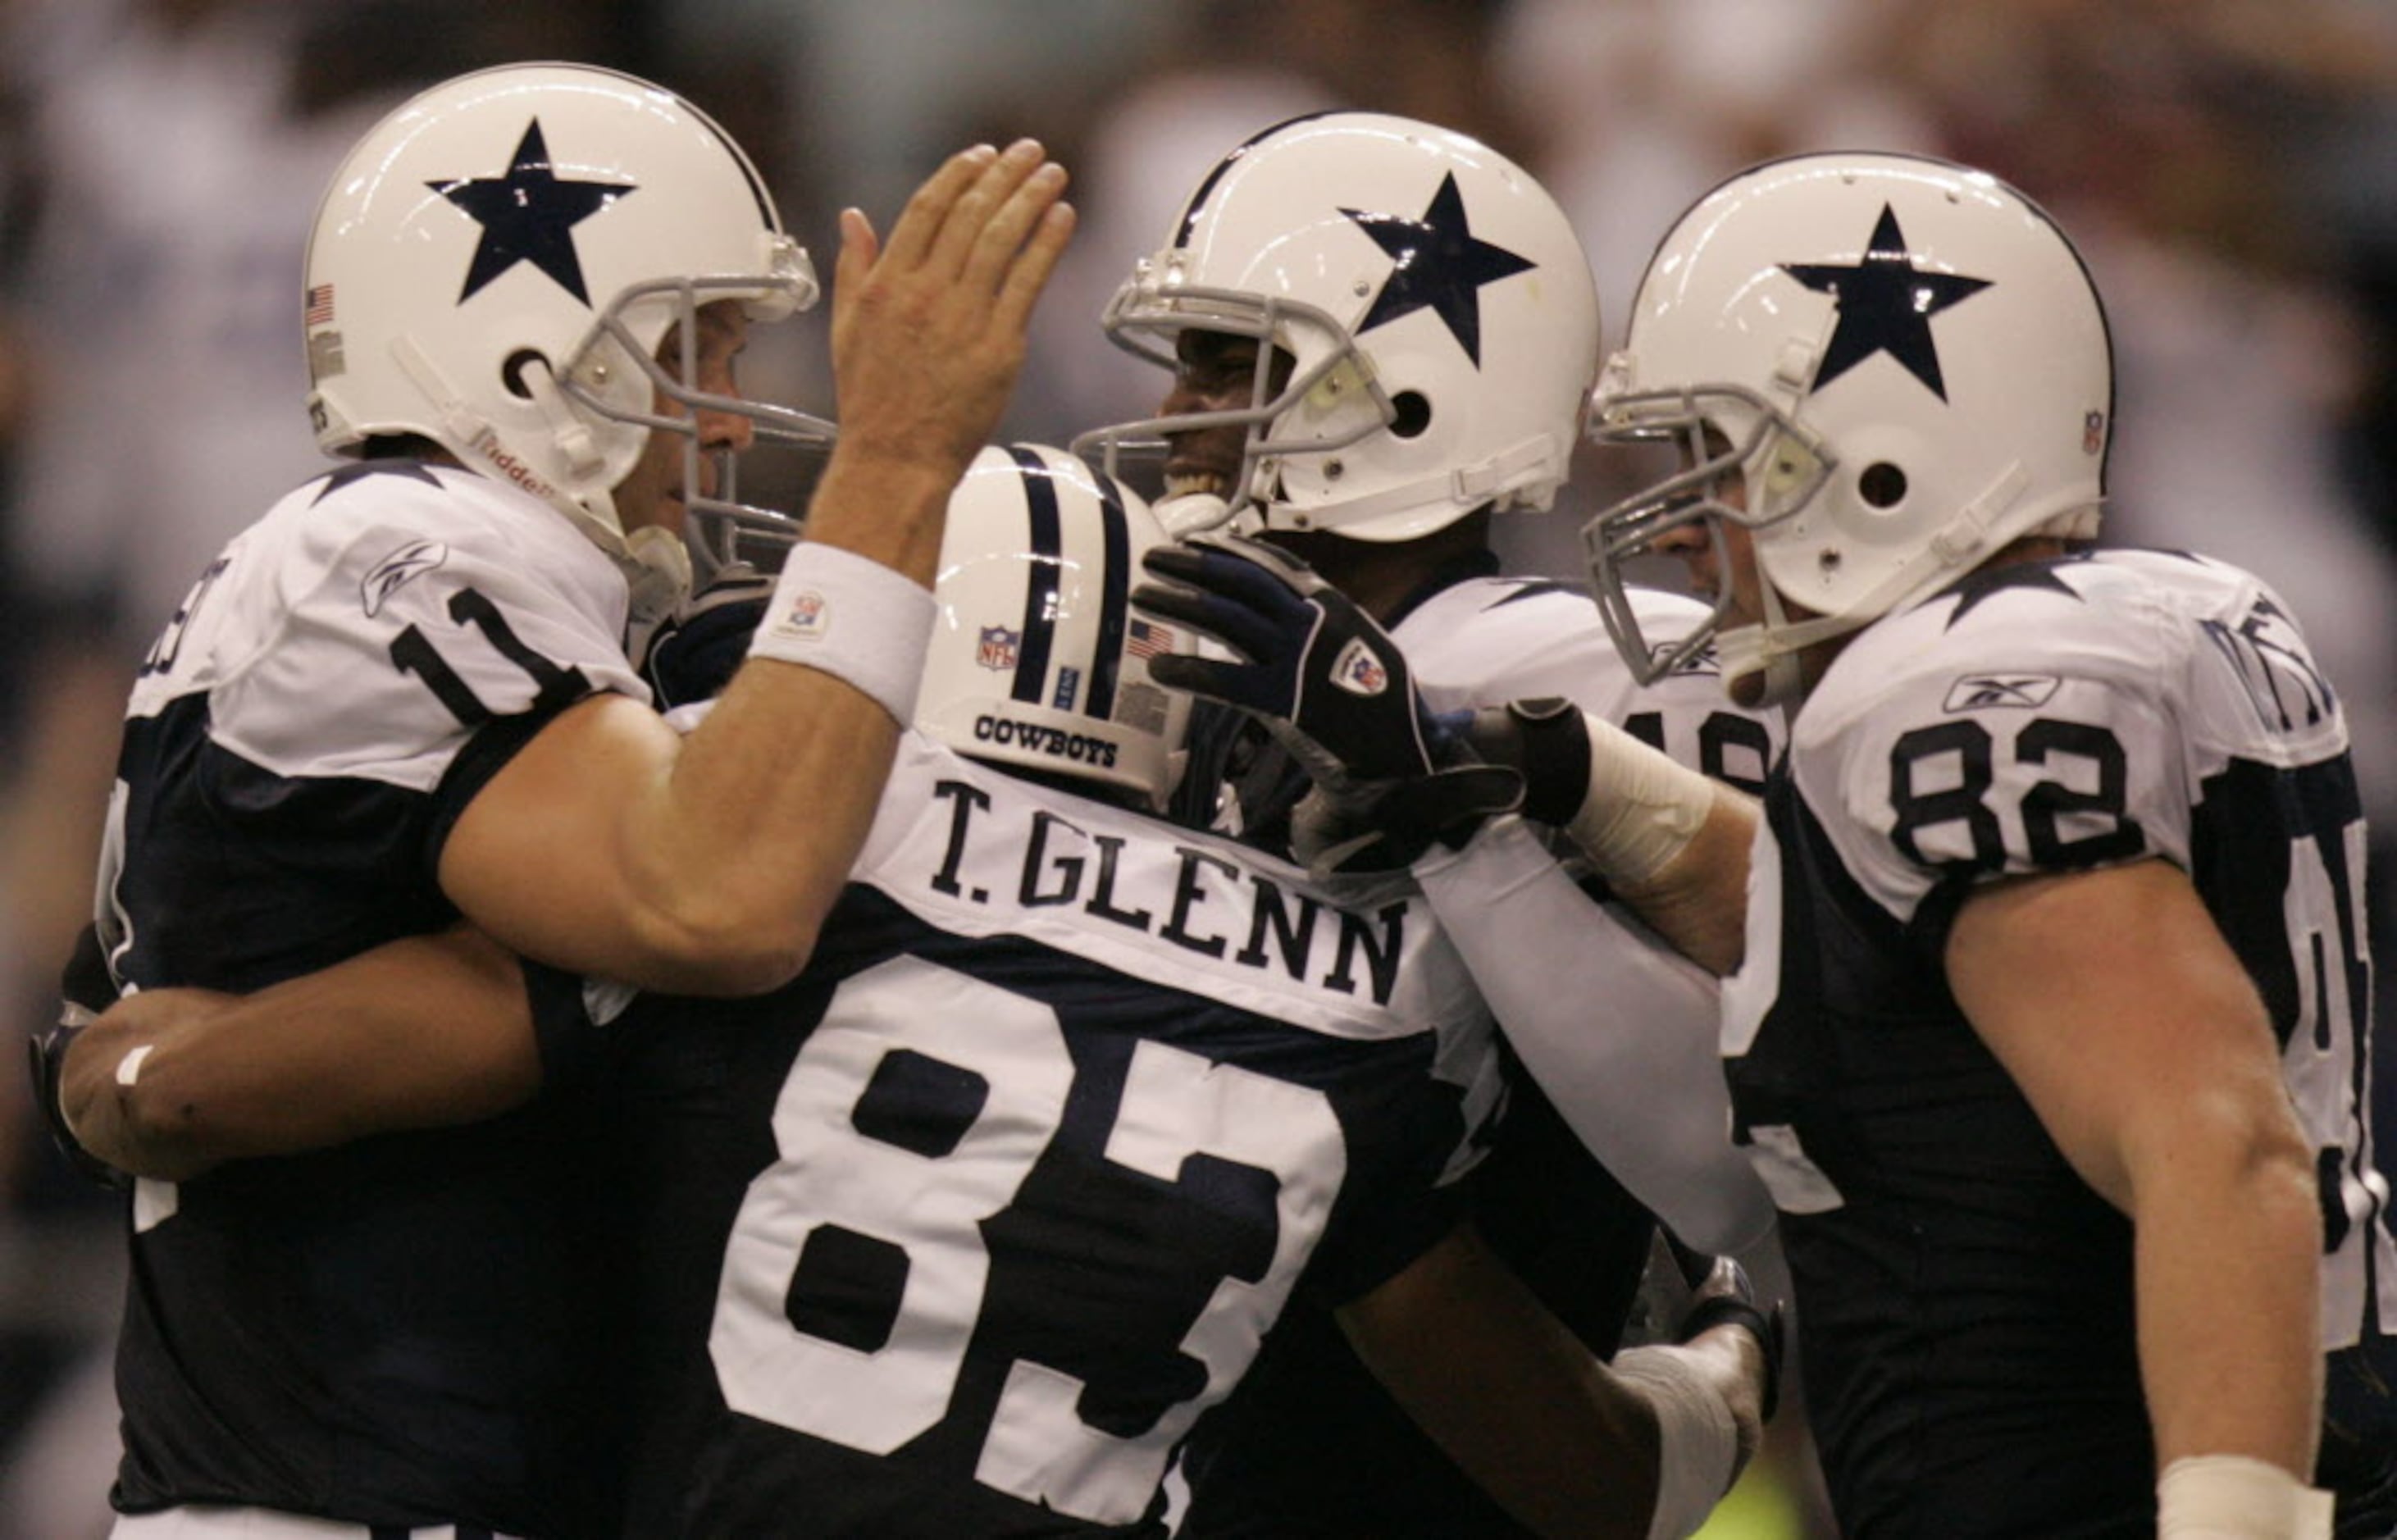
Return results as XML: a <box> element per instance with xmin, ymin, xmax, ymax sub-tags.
<box><xmin>977</xmin><ymin>626</ymin><xmax>1021</xmax><ymax>671</ymax></box>
<box><xmin>1330</xmin><ymin>638</ymin><xmax>1388</xmax><ymax>697</ymax></box>
<box><xmin>767</xmin><ymin>589</ymin><xmax>829</xmax><ymax>641</ymax></box>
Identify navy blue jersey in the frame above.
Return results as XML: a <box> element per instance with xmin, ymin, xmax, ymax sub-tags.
<box><xmin>1729</xmin><ymin>549</ymin><xmax>2396</xmax><ymax>1537</ymax></box>
<box><xmin>575</xmin><ymin>731</ymin><xmax>1500</xmax><ymax>1538</ymax></box>
<box><xmin>94</xmin><ymin>461</ymin><xmax>642</xmax><ymax>1533</ymax></box>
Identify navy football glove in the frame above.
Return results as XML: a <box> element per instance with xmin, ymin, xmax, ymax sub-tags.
<box><xmin>1132</xmin><ymin>535</ymin><xmax>1522</xmax><ymax>875</ymax></box>
<box><xmin>1463</xmin><ymin>697</ymin><xmax>1596</xmax><ymax>827</ymax></box>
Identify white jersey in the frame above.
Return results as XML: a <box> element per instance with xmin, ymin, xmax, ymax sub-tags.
<box><xmin>587</xmin><ymin>730</ymin><xmax>1504</xmax><ymax>1536</ymax></box>
<box><xmin>1729</xmin><ymin>547</ymin><xmax>2393</xmax><ymax>1533</ymax></box>
<box><xmin>1401</xmin><ymin>576</ymin><xmax>1775</xmax><ymax>794</ymax></box>
<box><xmin>100</xmin><ymin>460</ymin><xmax>646</xmax><ymax>991</ymax></box>
<box><xmin>93</xmin><ymin>458</ymin><xmax>646</xmax><ymax>1531</ymax></box>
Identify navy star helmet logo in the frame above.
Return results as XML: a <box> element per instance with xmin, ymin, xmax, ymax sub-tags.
<box><xmin>1781</xmin><ymin>205</ymin><xmax>1992</xmax><ymax>402</ymax></box>
<box><xmin>429</xmin><ymin>120</ymin><xmax>635</xmax><ymax>307</ymax></box>
<box><xmin>1342</xmin><ymin>172</ymin><xmax>1534</xmax><ymax>367</ymax></box>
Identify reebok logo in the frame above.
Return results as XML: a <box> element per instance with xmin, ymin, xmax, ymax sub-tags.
<box><xmin>361</xmin><ymin>539</ymin><xmax>449</xmax><ymax>617</ymax></box>
<box><xmin>1943</xmin><ymin>674</ymin><xmax>2062</xmax><ymax>713</ymax></box>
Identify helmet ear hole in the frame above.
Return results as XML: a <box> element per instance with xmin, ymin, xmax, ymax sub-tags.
<box><xmin>502</xmin><ymin>349</ymin><xmax>550</xmax><ymax>401</ymax></box>
<box><xmin>1390</xmin><ymin>390</ymin><xmax>1432</xmax><ymax>440</ymax></box>
<box><xmin>1858</xmin><ymin>462</ymin><xmax>1908</xmax><ymax>509</ymax></box>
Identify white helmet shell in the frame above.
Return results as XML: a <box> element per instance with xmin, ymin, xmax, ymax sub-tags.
<box><xmin>1081</xmin><ymin>112</ymin><xmax>1598</xmax><ymax>543</ymax></box>
<box><xmin>303</xmin><ymin>62</ymin><xmax>821</xmax><ymax>567</ymax></box>
<box><xmin>1585</xmin><ymin>152</ymin><xmax>2113</xmax><ymax>700</ymax></box>
<box><xmin>918</xmin><ymin>445</ymin><xmax>1192</xmax><ymax>810</ymax></box>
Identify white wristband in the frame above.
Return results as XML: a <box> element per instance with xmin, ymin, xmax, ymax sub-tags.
<box><xmin>745</xmin><ymin>542</ymin><xmax>936</xmax><ymax>726</ymax></box>
<box><xmin>1611</xmin><ymin>1345</ymin><xmax>1742</xmax><ymax>1540</ymax></box>
<box><xmin>2158</xmin><ymin>1455</ymin><xmax>2334</xmax><ymax>1540</ymax></box>
<box><xmin>1565</xmin><ymin>713</ymin><xmax>1720</xmax><ymax>886</ymax></box>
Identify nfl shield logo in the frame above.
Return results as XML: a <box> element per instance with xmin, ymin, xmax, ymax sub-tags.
<box><xmin>977</xmin><ymin>626</ymin><xmax>1021</xmax><ymax>671</ymax></box>
<box><xmin>1331</xmin><ymin>638</ymin><xmax>1388</xmax><ymax>697</ymax></box>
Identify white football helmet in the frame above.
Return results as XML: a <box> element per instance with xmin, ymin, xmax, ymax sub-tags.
<box><xmin>303</xmin><ymin>62</ymin><xmax>830</xmax><ymax>622</ymax></box>
<box><xmin>1584</xmin><ymin>152</ymin><xmax>2113</xmax><ymax>704</ymax></box>
<box><xmin>1075</xmin><ymin>112</ymin><xmax>1598</xmax><ymax>543</ymax></box>
<box><xmin>918</xmin><ymin>444</ymin><xmax>1193</xmax><ymax>810</ymax></box>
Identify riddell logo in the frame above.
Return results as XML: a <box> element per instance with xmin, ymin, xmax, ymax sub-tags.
<box><xmin>973</xmin><ymin>715</ymin><xmax>1121</xmax><ymax>768</ymax></box>
<box><xmin>480</xmin><ymin>444</ymin><xmax>556</xmax><ymax>501</ymax></box>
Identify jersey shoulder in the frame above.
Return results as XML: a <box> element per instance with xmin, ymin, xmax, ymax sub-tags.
<box><xmin>1397</xmin><ymin>576</ymin><xmax>1729</xmax><ymax>722</ymax></box>
<box><xmin>1792</xmin><ymin>551</ymin><xmax>2224</xmax><ymax>924</ymax></box>
<box><xmin>144</xmin><ymin>462</ymin><xmax>645</xmax><ymax>788</ymax></box>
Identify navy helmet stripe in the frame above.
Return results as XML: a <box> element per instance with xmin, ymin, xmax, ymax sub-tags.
<box><xmin>1172</xmin><ymin>111</ymin><xmax>1346</xmax><ymax>247</ymax></box>
<box><xmin>1084</xmin><ymin>469</ymin><xmax>1132</xmax><ymax>722</ymax></box>
<box><xmin>1005</xmin><ymin>445</ymin><xmax>1063</xmax><ymax>704</ymax></box>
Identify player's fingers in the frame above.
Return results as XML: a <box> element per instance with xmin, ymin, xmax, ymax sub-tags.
<box><xmin>957</xmin><ymin>153</ymin><xmax>1064</xmax><ymax>289</ymax></box>
<box><xmin>876</xmin><ymin>144</ymin><xmax>1000</xmax><ymax>272</ymax></box>
<box><xmin>831</xmin><ymin>207</ymin><xmax>879</xmax><ymax>307</ymax></box>
<box><xmin>1146</xmin><ymin>653</ymin><xmax>1270</xmax><ymax>715</ymax></box>
<box><xmin>987</xmin><ymin>198</ymin><xmax>1076</xmax><ymax>337</ymax></box>
<box><xmin>924</xmin><ymin>139</ymin><xmax>1047</xmax><ymax>280</ymax></box>
<box><xmin>1130</xmin><ymin>580</ymin><xmax>1280</xmax><ymax>666</ymax></box>
<box><xmin>1172</xmin><ymin>544</ymin><xmax>1320</xmax><ymax>628</ymax></box>
<box><xmin>1204</xmin><ymin>533</ymin><xmax>1323</xmax><ymax>594</ymax></box>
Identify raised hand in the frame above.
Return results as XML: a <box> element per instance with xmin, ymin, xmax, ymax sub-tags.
<box><xmin>827</xmin><ymin>139</ymin><xmax>1074</xmax><ymax>491</ymax></box>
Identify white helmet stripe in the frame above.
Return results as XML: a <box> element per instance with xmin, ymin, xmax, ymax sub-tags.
<box><xmin>1004</xmin><ymin>445</ymin><xmax>1065</xmax><ymax>706</ymax></box>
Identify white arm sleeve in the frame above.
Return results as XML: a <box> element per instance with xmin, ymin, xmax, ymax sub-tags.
<box><xmin>1415</xmin><ymin>817</ymin><xmax>1775</xmax><ymax>1254</ymax></box>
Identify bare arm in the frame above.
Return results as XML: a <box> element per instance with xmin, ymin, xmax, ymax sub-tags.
<box><xmin>1337</xmin><ymin>1221</ymin><xmax>1765</xmax><ymax>1539</ymax></box>
<box><xmin>1947</xmin><ymin>858</ymin><xmax>2322</xmax><ymax>1479</ymax></box>
<box><xmin>57</xmin><ymin>927</ymin><xmax>536</xmax><ymax>1182</ymax></box>
<box><xmin>440</xmin><ymin>141</ymin><xmax>1077</xmax><ymax>994</ymax></box>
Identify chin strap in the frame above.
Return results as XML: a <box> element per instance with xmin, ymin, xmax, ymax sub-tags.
<box><xmin>1263</xmin><ymin>432</ymin><xmax>1562</xmax><ymax>536</ymax></box>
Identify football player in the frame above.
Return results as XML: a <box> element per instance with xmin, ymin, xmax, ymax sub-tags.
<box><xmin>1180</xmin><ymin>149</ymin><xmax>2397</xmax><ymax>1539</ymax></box>
<box><xmin>1580</xmin><ymin>151</ymin><xmax>2396</xmax><ymax>1539</ymax></box>
<box><xmin>1074</xmin><ymin>112</ymin><xmax>1780</xmax><ymax>1536</ymax></box>
<box><xmin>29</xmin><ymin>62</ymin><xmax>1073</xmax><ymax>1540</ymax></box>
<box><xmin>57</xmin><ymin>447</ymin><xmax>1779</xmax><ymax>1540</ymax></box>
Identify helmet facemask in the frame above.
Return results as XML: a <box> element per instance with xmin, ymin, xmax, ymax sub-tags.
<box><xmin>1584</xmin><ymin>376</ymin><xmax>1836</xmax><ymax>701</ymax></box>
<box><xmin>562</xmin><ymin>269</ymin><xmax>835</xmax><ymax>593</ymax></box>
<box><xmin>1074</xmin><ymin>281</ymin><xmax>1395</xmax><ymax>540</ymax></box>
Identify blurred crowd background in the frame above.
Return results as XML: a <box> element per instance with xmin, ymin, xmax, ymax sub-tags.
<box><xmin>0</xmin><ymin>2</ymin><xmax>2389</xmax><ymax>1535</ymax></box>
